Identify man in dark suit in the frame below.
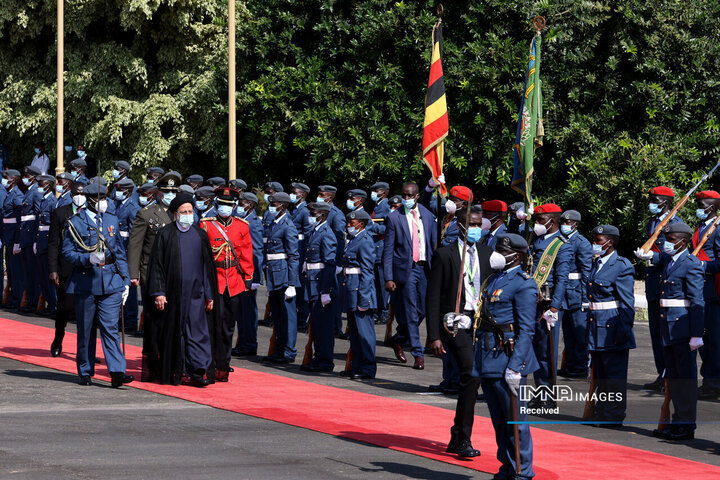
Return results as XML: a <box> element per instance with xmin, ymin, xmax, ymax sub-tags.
<box><xmin>48</xmin><ymin>181</ymin><xmax>85</xmax><ymax>356</ymax></box>
<box><xmin>384</xmin><ymin>182</ymin><xmax>437</xmax><ymax>369</ymax></box>
<box><xmin>427</xmin><ymin>206</ymin><xmax>492</xmax><ymax>457</ymax></box>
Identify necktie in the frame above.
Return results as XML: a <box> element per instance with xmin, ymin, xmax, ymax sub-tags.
<box><xmin>411</xmin><ymin>209</ymin><xmax>420</xmax><ymax>262</ymax></box>
<box><xmin>97</xmin><ymin>213</ymin><xmax>102</xmax><ymax>232</ymax></box>
<box><xmin>591</xmin><ymin>259</ymin><xmax>602</xmax><ymax>279</ymax></box>
<box><xmin>666</xmin><ymin>259</ymin><xmax>674</xmax><ymax>276</ymax></box>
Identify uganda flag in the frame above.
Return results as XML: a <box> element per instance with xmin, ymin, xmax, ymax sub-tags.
<box><xmin>511</xmin><ymin>31</ymin><xmax>544</xmax><ymax>206</ymax></box>
<box><xmin>422</xmin><ymin>20</ymin><xmax>448</xmax><ymax>196</ymax></box>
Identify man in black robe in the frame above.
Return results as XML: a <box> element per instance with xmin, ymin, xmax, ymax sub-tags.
<box><xmin>142</xmin><ymin>193</ymin><xmax>219</xmax><ymax>387</ymax></box>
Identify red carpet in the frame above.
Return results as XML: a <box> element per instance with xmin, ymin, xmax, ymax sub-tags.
<box><xmin>1</xmin><ymin>317</ymin><xmax>718</xmax><ymax>479</ymax></box>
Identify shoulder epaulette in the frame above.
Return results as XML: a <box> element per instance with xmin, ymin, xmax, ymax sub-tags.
<box><xmin>520</xmin><ymin>271</ymin><xmax>531</xmax><ymax>279</ymax></box>
<box><xmin>200</xmin><ymin>216</ymin><xmax>215</xmax><ymax>221</ymax></box>
<box><xmin>233</xmin><ymin>216</ymin><xmax>249</xmax><ymax>224</ymax></box>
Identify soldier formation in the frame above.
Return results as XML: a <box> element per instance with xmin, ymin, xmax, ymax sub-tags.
<box><xmin>3</xmin><ymin>148</ymin><xmax>717</xmax><ymax>479</ymax></box>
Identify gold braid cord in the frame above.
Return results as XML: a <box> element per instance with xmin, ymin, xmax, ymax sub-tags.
<box><xmin>67</xmin><ymin>221</ymin><xmax>104</xmax><ymax>253</ymax></box>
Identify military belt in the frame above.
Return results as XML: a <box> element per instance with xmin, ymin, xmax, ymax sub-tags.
<box><xmin>20</xmin><ymin>215</ymin><xmax>35</xmax><ymax>222</ymax></box>
<box><xmin>477</xmin><ymin>322</ymin><xmax>514</xmax><ymax>333</ymax></box>
<box><xmin>120</xmin><ymin>231</ymin><xmax>129</xmax><ymax>238</ymax></box>
<box><xmin>589</xmin><ymin>301</ymin><xmax>618</xmax><ymax>311</ymax></box>
<box><xmin>297</xmin><ymin>234</ymin><xmax>305</xmax><ymax>240</ymax></box>
<box><xmin>266</xmin><ymin>253</ymin><xmax>287</xmax><ymax>261</ymax></box>
<box><xmin>215</xmin><ymin>258</ymin><xmax>239</xmax><ymax>269</ymax></box>
<box><xmin>306</xmin><ymin>262</ymin><xmax>325</xmax><ymax>270</ymax></box>
<box><xmin>568</xmin><ymin>272</ymin><xmax>581</xmax><ymax>280</ymax></box>
<box><xmin>3</xmin><ymin>218</ymin><xmax>16</xmax><ymax>224</ymax></box>
<box><xmin>660</xmin><ymin>299</ymin><xmax>690</xmax><ymax>308</ymax></box>
<box><xmin>344</xmin><ymin>267</ymin><xmax>361</xmax><ymax>275</ymax></box>
<box><xmin>37</xmin><ymin>225</ymin><xmax>50</xmax><ymax>232</ymax></box>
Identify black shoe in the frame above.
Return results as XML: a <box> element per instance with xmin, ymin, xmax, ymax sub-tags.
<box><xmin>110</xmin><ymin>373</ymin><xmax>134</xmax><ymax>388</ymax></box>
<box><xmin>428</xmin><ymin>384</ymin><xmax>445</xmax><ymax>393</ymax></box>
<box><xmin>476</xmin><ymin>392</ymin><xmax>485</xmax><ymax>401</ymax></box>
<box><xmin>374</xmin><ymin>315</ymin><xmax>388</xmax><ymax>325</ymax></box>
<box><xmin>591</xmin><ymin>420</ymin><xmax>624</xmax><ymax>429</ymax></box>
<box><xmin>297</xmin><ymin>324</ymin><xmax>309</xmax><ymax>333</ymax></box>
<box><xmin>232</xmin><ymin>348</ymin><xmax>257</xmax><ymax>357</ymax></box>
<box><xmin>664</xmin><ymin>427</ymin><xmax>695</xmax><ymax>441</ymax></box>
<box><xmin>698</xmin><ymin>385</ymin><xmax>720</xmax><ymax>399</ymax></box>
<box><xmin>37</xmin><ymin>308</ymin><xmax>56</xmax><ymax>317</ymax></box>
<box><xmin>335</xmin><ymin>331</ymin><xmax>349</xmax><ymax>340</ymax></box>
<box><xmin>18</xmin><ymin>306</ymin><xmax>34</xmax><ymax>314</ymax></box>
<box><xmin>262</xmin><ymin>355</ymin><xmax>282</xmax><ymax>363</ymax></box>
<box><xmin>300</xmin><ymin>364</ymin><xmax>334</xmax><ymax>373</ymax></box>
<box><xmin>272</xmin><ymin>356</ymin><xmax>293</xmax><ymax>364</ymax></box>
<box><xmin>50</xmin><ymin>340</ymin><xmax>62</xmax><ymax>357</ymax></box>
<box><xmin>442</xmin><ymin>386</ymin><xmax>460</xmax><ymax>395</ymax></box>
<box><xmin>351</xmin><ymin>373</ymin><xmax>374</xmax><ymax>380</ymax></box>
<box><xmin>652</xmin><ymin>427</ymin><xmax>671</xmax><ymax>439</ymax></box>
<box><xmin>456</xmin><ymin>440</ymin><xmax>481</xmax><ymax>458</ymax></box>
<box><xmin>643</xmin><ymin>377</ymin><xmax>664</xmax><ymax>392</ymax></box>
<box><xmin>189</xmin><ymin>375</ymin><xmax>209</xmax><ymax>388</ymax></box>
<box><xmin>339</xmin><ymin>370</ymin><xmax>353</xmax><ymax>377</ymax></box>
<box><xmin>562</xmin><ymin>369</ymin><xmax>589</xmax><ymax>378</ymax></box>
<box><xmin>78</xmin><ymin>375</ymin><xmax>92</xmax><ymax>386</ymax></box>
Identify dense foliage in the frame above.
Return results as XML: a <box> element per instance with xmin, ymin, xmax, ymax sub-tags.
<box><xmin>2</xmin><ymin>0</ymin><xmax>720</xmax><ymax>250</ymax></box>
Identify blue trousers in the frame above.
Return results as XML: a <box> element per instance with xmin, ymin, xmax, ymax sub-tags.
<box><xmin>310</xmin><ymin>298</ymin><xmax>335</xmax><ymax>369</ymax></box>
<box><xmin>589</xmin><ymin>349</ymin><xmax>629</xmax><ymax>421</ymax></box>
<box><xmin>334</xmin><ymin>273</ymin><xmax>343</xmax><ymax>334</ymax></box>
<box><xmin>647</xmin><ymin>299</ymin><xmax>666</xmax><ymax>377</ymax></box>
<box><xmin>5</xmin><ymin>245</ymin><xmax>23</xmax><ymax>305</ymax></box>
<box><xmin>237</xmin><ymin>289</ymin><xmax>259</xmax><ymax>351</ymax></box>
<box><xmin>123</xmin><ymin>285</ymin><xmax>139</xmax><ymax>329</ymax></box>
<box><xmin>347</xmin><ymin>310</ymin><xmax>376</xmax><ymax>377</ymax></box>
<box><xmin>373</xmin><ymin>263</ymin><xmax>389</xmax><ymax>317</ymax></box>
<box><xmin>561</xmin><ymin>306</ymin><xmax>588</xmax><ymax>373</ymax></box>
<box><xmin>663</xmin><ymin>342</ymin><xmax>698</xmax><ymax>430</ymax></box>
<box><xmin>21</xmin><ymin>246</ymin><xmax>38</xmax><ymax>306</ymax></box>
<box><xmin>75</xmin><ymin>292</ymin><xmax>126</xmax><ymax>377</ymax></box>
<box><xmin>393</xmin><ymin>263</ymin><xmax>428</xmax><ymax>358</ymax></box>
<box><xmin>481</xmin><ymin>376</ymin><xmax>534</xmax><ymax>480</ymax></box>
<box><xmin>699</xmin><ymin>301</ymin><xmax>720</xmax><ymax>389</ymax></box>
<box><xmin>36</xmin><ymin>252</ymin><xmax>57</xmax><ymax>310</ymax></box>
<box><xmin>269</xmin><ymin>289</ymin><xmax>297</xmax><ymax>360</ymax></box>
<box><xmin>532</xmin><ymin>309</ymin><xmax>562</xmax><ymax>387</ymax></box>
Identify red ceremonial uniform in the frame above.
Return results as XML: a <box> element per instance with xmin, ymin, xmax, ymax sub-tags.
<box><xmin>200</xmin><ymin>216</ymin><xmax>254</xmax><ymax>296</ymax></box>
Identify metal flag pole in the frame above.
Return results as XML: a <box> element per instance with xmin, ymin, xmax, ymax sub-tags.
<box><xmin>56</xmin><ymin>0</ymin><xmax>65</xmax><ymax>175</ymax></box>
<box><xmin>228</xmin><ymin>0</ymin><xmax>237</xmax><ymax>180</ymax></box>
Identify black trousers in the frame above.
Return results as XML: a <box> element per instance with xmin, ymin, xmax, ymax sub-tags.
<box><xmin>215</xmin><ymin>289</ymin><xmax>241</xmax><ymax>371</ymax></box>
<box><xmin>444</xmin><ymin>328</ymin><xmax>480</xmax><ymax>442</ymax></box>
<box><xmin>663</xmin><ymin>342</ymin><xmax>698</xmax><ymax>430</ymax></box>
<box><xmin>54</xmin><ymin>276</ymin><xmax>74</xmax><ymax>342</ymax></box>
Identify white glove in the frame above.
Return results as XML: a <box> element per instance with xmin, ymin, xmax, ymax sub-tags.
<box><xmin>89</xmin><ymin>251</ymin><xmax>105</xmax><ymax>265</ymax></box>
<box><xmin>505</xmin><ymin>368</ymin><xmax>521</xmax><ymax>396</ymax></box>
<box><xmin>302</xmin><ymin>262</ymin><xmax>307</xmax><ymax>272</ymax></box>
<box><xmin>321</xmin><ymin>293</ymin><xmax>331</xmax><ymax>306</ymax></box>
<box><xmin>526</xmin><ymin>205</ymin><xmax>534</xmax><ymax>216</ymax></box>
<box><xmin>634</xmin><ymin>247</ymin><xmax>653</xmax><ymax>261</ymax></box>
<box><xmin>542</xmin><ymin>309</ymin><xmax>559</xmax><ymax>330</ymax></box>
<box><xmin>690</xmin><ymin>337</ymin><xmax>704</xmax><ymax>351</ymax></box>
<box><xmin>12</xmin><ymin>243</ymin><xmax>21</xmax><ymax>255</ymax></box>
<box><xmin>0</xmin><ymin>239</ymin><xmax>3</xmax><ymax>249</ymax></box>
<box><xmin>581</xmin><ymin>302</ymin><xmax>590</xmax><ymax>311</ymax></box>
<box><xmin>516</xmin><ymin>209</ymin><xmax>528</xmax><ymax>220</ymax></box>
<box><xmin>121</xmin><ymin>285</ymin><xmax>130</xmax><ymax>305</ymax></box>
<box><xmin>285</xmin><ymin>286</ymin><xmax>296</xmax><ymax>299</ymax></box>
<box><xmin>335</xmin><ymin>266</ymin><xmax>343</xmax><ymax>275</ymax></box>
<box><xmin>251</xmin><ymin>283</ymin><xmax>260</xmax><ymax>291</ymax></box>
<box><xmin>444</xmin><ymin>313</ymin><xmax>471</xmax><ymax>330</ymax></box>
<box><xmin>427</xmin><ymin>174</ymin><xmax>445</xmax><ymax>189</ymax></box>
<box><xmin>32</xmin><ymin>242</ymin><xmax>37</xmax><ymax>254</ymax></box>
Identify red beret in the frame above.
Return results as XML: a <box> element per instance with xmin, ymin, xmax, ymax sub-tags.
<box><xmin>696</xmin><ymin>190</ymin><xmax>720</xmax><ymax>199</ymax></box>
<box><xmin>449</xmin><ymin>186</ymin><xmax>473</xmax><ymax>202</ymax></box>
<box><xmin>535</xmin><ymin>203</ymin><xmax>562</xmax><ymax>214</ymax></box>
<box><xmin>481</xmin><ymin>200</ymin><xmax>507</xmax><ymax>212</ymax></box>
<box><xmin>649</xmin><ymin>186</ymin><xmax>674</xmax><ymax>197</ymax></box>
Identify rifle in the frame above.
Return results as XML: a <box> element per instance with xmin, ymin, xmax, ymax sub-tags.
<box><xmin>302</xmin><ymin>314</ymin><xmax>313</xmax><ymax>365</ymax></box>
<box><xmin>383</xmin><ymin>303</ymin><xmax>394</xmax><ymax>344</ymax></box>
<box><xmin>582</xmin><ymin>363</ymin><xmax>597</xmax><ymax>420</ymax></box>
<box><xmin>443</xmin><ymin>196</ymin><xmax>473</xmax><ymax>337</ymax></box>
<box><xmin>508</xmin><ymin>338</ymin><xmax>521</xmax><ymax>476</ymax></box>
<box><xmin>657</xmin><ymin>370</ymin><xmax>671</xmax><ymax>431</ymax></box>
<box><xmin>344</xmin><ymin>348</ymin><xmax>352</xmax><ymax>372</ymax></box>
<box><xmin>641</xmin><ymin>159</ymin><xmax>720</xmax><ymax>253</ymax></box>
<box><xmin>692</xmin><ymin>215</ymin><xmax>720</xmax><ymax>256</ymax></box>
<box><xmin>267</xmin><ymin>325</ymin><xmax>277</xmax><ymax>357</ymax></box>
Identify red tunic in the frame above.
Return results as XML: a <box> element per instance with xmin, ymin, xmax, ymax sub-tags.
<box><xmin>200</xmin><ymin>216</ymin><xmax>254</xmax><ymax>297</ymax></box>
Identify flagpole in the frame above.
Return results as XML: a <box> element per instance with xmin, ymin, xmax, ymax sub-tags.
<box><xmin>56</xmin><ymin>0</ymin><xmax>65</xmax><ymax>175</ymax></box>
<box><xmin>435</xmin><ymin>4</ymin><xmax>444</xmax><ymax>247</ymax></box>
<box><xmin>228</xmin><ymin>0</ymin><xmax>236</xmax><ymax>180</ymax></box>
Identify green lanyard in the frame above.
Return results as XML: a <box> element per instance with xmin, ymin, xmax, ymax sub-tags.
<box><xmin>458</xmin><ymin>242</ymin><xmax>479</xmax><ymax>303</ymax></box>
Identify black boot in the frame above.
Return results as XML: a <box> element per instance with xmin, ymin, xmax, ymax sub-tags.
<box><xmin>456</xmin><ymin>439</ymin><xmax>481</xmax><ymax>458</ymax></box>
<box><xmin>110</xmin><ymin>372</ymin><xmax>134</xmax><ymax>388</ymax></box>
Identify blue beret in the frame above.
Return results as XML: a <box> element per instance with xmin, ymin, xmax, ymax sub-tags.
<box><xmin>69</xmin><ymin>158</ymin><xmax>87</xmax><ymax>168</ymax></box>
<box><xmin>496</xmin><ymin>233</ymin><xmax>529</xmax><ymax>252</ymax></box>
<box><xmin>56</xmin><ymin>172</ymin><xmax>74</xmax><ymax>181</ymax></box>
<box><xmin>138</xmin><ymin>182</ymin><xmax>157</xmax><ymax>192</ymax></box>
<box><xmin>178</xmin><ymin>184</ymin><xmax>194</xmax><ymax>195</ymax></box>
<box><xmin>25</xmin><ymin>165</ymin><xmax>41</xmax><ymax>176</ymax></box>
<box><xmin>592</xmin><ymin>225</ymin><xmax>620</xmax><ymax>237</ymax></box>
<box><xmin>194</xmin><ymin>186</ymin><xmax>215</xmax><ymax>198</ymax></box>
<box><xmin>561</xmin><ymin>210</ymin><xmax>582</xmax><ymax>222</ymax></box>
<box><xmin>346</xmin><ymin>209</ymin><xmax>370</xmax><ymax>222</ymax></box>
<box><xmin>114</xmin><ymin>160</ymin><xmax>131</xmax><ymax>172</ymax></box>
<box><xmin>663</xmin><ymin>222</ymin><xmax>692</xmax><ymax>236</ymax></box>
<box><xmin>37</xmin><ymin>175</ymin><xmax>56</xmax><ymax>184</ymax></box>
<box><xmin>370</xmin><ymin>182</ymin><xmax>390</xmax><ymax>191</ymax></box>
<box><xmin>291</xmin><ymin>182</ymin><xmax>310</xmax><ymax>193</ymax></box>
<box><xmin>84</xmin><ymin>182</ymin><xmax>107</xmax><ymax>196</ymax></box>
<box><xmin>230</xmin><ymin>179</ymin><xmax>248</xmax><ymax>190</ymax></box>
<box><xmin>318</xmin><ymin>185</ymin><xmax>337</xmax><ymax>194</ymax></box>
<box><xmin>5</xmin><ymin>169</ymin><xmax>21</xmax><ymax>177</ymax></box>
<box><xmin>269</xmin><ymin>192</ymin><xmax>291</xmax><ymax>204</ymax></box>
<box><xmin>89</xmin><ymin>176</ymin><xmax>107</xmax><ymax>186</ymax></box>
<box><xmin>347</xmin><ymin>189</ymin><xmax>367</xmax><ymax>198</ymax></box>
<box><xmin>389</xmin><ymin>195</ymin><xmax>402</xmax><ymax>205</ymax></box>
<box><xmin>186</xmin><ymin>174</ymin><xmax>204</xmax><ymax>183</ymax></box>
<box><xmin>263</xmin><ymin>181</ymin><xmax>283</xmax><ymax>192</ymax></box>
<box><xmin>207</xmin><ymin>177</ymin><xmax>226</xmax><ymax>187</ymax></box>
<box><xmin>241</xmin><ymin>192</ymin><xmax>258</xmax><ymax>204</ymax></box>
<box><xmin>308</xmin><ymin>202</ymin><xmax>331</xmax><ymax>213</ymax></box>
<box><xmin>115</xmin><ymin>177</ymin><xmax>135</xmax><ymax>188</ymax></box>
<box><xmin>509</xmin><ymin>202</ymin><xmax>525</xmax><ymax>211</ymax></box>
<box><xmin>147</xmin><ymin>167</ymin><xmax>164</xmax><ymax>175</ymax></box>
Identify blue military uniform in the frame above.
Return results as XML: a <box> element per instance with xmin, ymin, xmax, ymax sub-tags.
<box><xmin>586</xmin><ymin>235</ymin><xmax>636</xmax><ymax>423</ymax></box>
<box><xmin>327</xmin><ymin>202</ymin><xmax>347</xmax><ymax>336</ymax></box>
<box><xmin>530</xmin><ymin>220</ymin><xmax>572</xmax><ymax>390</ymax></box>
<box><xmin>290</xmin><ymin>195</ymin><xmax>311</xmax><ymax>326</ymax></box>
<box><xmin>2</xmin><ymin>179</ymin><xmax>24</xmax><ymax>307</ymax></box>
<box><xmin>302</xmin><ymin>214</ymin><xmax>338</xmax><ymax>370</ymax></box>
<box><xmin>263</xmin><ymin>204</ymin><xmax>300</xmax><ymax>362</ymax></box>
<box><xmin>483</xmin><ymin>224</ymin><xmax>508</xmax><ymax>249</ymax></box>
<box><xmin>369</xmin><ymin>195</ymin><xmax>390</xmax><ymax>321</ymax></box>
<box><xmin>19</xmin><ymin>181</ymin><xmax>40</xmax><ymax>311</ymax></box>
<box><xmin>62</xmin><ymin>205</ymin><xmax>131</xmax><ymax>380</ymax></box>
<box><xmin>236</xmin><ymin>201</ymin><xmax>264</xmax><ymax>354</ymax></box>
<box><xmin>34</xmin><ymin>184</ymin><xmax>59</xmax><ymax>313</ymax></box>
<box><xmin>115</xmin><ymin>190</ymin><xmax>141</xmax><ymax>331</ymax></box>
<box><xmin>340</xmin><ymin>221</ymin><xmax>376</xmax><ymax>378</ymax></box>
<box><xmin>478</xmin><ymin>261</ymin><xmax>539</xmax><ymax>480</ymax></box>
<box><xmin>56</xmin><ymin>189</ymin><xmax>72</xmax><ymax>208</ymax></box>
<box><xmin>644</xmin><ymin>210</ymin><xmax>685</xmax><ymax>381</ymax></box>
<box><xmin>561</xmin><ymin>224</ymin><xmax>593</xmax><ymax>376</ymax></box>
<box><xmin>0</xmin><ymin>183</ymin><xmax>6</xmax><ymax>300</ymax></box>
<box><xmin>651</xmin><ymin>241</ymin><xmax>704</xmax><ymax>435</ymax></box>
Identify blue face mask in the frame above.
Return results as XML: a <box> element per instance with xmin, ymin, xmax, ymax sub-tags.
<box><xmin>70</xmin><ymin>170</ymin><xmax>79</xmax><ymax>179</ymax></box>
<box><xmin>649</xmin><ymin>203</ymin><xmax>662</xmax><ymax>215</ymax></box>
<box><xmin>663</xmin><ymin>240</ymin><xmax>679</xmax><ymax>255</ymax></box>
<box><xmin>697</xmin><ymin>208</ymin><xmax>710</xmax><ymax>220</ymax></box>
<box><xmin>592</xmin><ymin>241</ymin><xmax>609</xmax><ymax>256</ymax></box>
<box><xmin>289</xmin><ymin>193</ymin><xmax>299</xmax><ymax>204</ymax></box>
<box><xmin>55</xmin><ymin>184</ymin><xmax>64</xmax><ymax>194</ymax></box>
<box><xmin>196</xmin><ymin>200</ymin><xmax>208</xmax><ymax>211</ymax></box>
<box><xmin>315</xmin><ymin>196</ymin><xmax>326</xmax><ymax>204</ymax></box>
<box><xmin>139</xmin><ymin>196</ymin><xmax>149</xmax><ymax>206</ymax></box>
<box><xmin>34</xmin><ymin>148</ymin><xmax>40</xmax><ymax>154</ymax></box>
<box><xmin>347</xmin><ymin>226</ymin><xmax>360</xmax><ymax>237</ymax></box>
<box><xmin>22</xmin><ymin>177</ymin><xmax>32</xmax><ymax>186</ymax></box>
<box><xmin>1</xmin><ymin>178</ymin><xmax>8</xmax><ymax>187</ymax></box>
<box><xmin>371</xmin><ymin>191</ymin><xmax>379</xmax><ymax>202</ymax></box>
<box><xmin>115</xmin><ymin>191</ymin><xmax>126</xmax><ymax>201</ymax></box>
<box><xmin>466</xmin><ymin>227</ymin><xmax>483</xmax><ymax>244</ymax></box>
<box><xmin>402</xmin><ymin>198</ymin><xmax>416</xmax><ymax>210</ymax></box>
<box><xmin>77</xmin><ymin>150</ymin><xmax>85</xmax><ymax>158</ymax></box>
<box><xmin>178</xmin><ymin>213</ymin><xmax>194</xmax><ymax>227</ymax></box>
<box><xmin>64</xmin><ymin>145</ymin><xmax>72</xmax><ymax>152</ymax></box>
<box><xmin>218</xmin><ymin>204</ymin><xmax>233</xmax><ymax>218</ymax></box>
<box><xmin>162</xmin><ymin>192</ymin><xmax>176</xmax><ymax>206</ymax></box>
<box><xmin>264</xmin><ymin>193</ymin><xmax>271</xmax><ymax>203</ymax></box>
<box><xmin>112</xmin><ymin>169</ymin><xmax>121</xmax><ymax>180</ymax></box>
<box><xmin>560</xmin><ymin>224</ymin><xmax>574</xmax><ymax>236</ymax></box>
<box><xmin>308</xmin><ymin>215</ymin><xmax>318</xmax><ymax>225</ymax></box>
<box><xmin>267</xmin><ymin>206</ymin><xmax>278</xmax><ymax>217</ymax></box>
<box><xmin>346</xmin><ymin>199</ymin><xmax>357</xmax><ymax>210</ymax></box>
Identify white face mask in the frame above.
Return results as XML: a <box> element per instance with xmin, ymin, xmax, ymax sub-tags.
<box><xmin>72</xmin><ymin>195</ymin><xmax>86</xmax><ymax>208</ymax></box>
<box><xmin>96</xmin><ymin>199</ymin><xmax>108</xmax><ymax>214</ymax></box>
<box><xmin>533</xmin><ymin>219</ymin><xmax>551</xmax><ymax>236</ymax></box>
<box><xmin>489</xmin><ymin>251</ymin><xmax>507</xmax><ymax>270</ymax></box>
